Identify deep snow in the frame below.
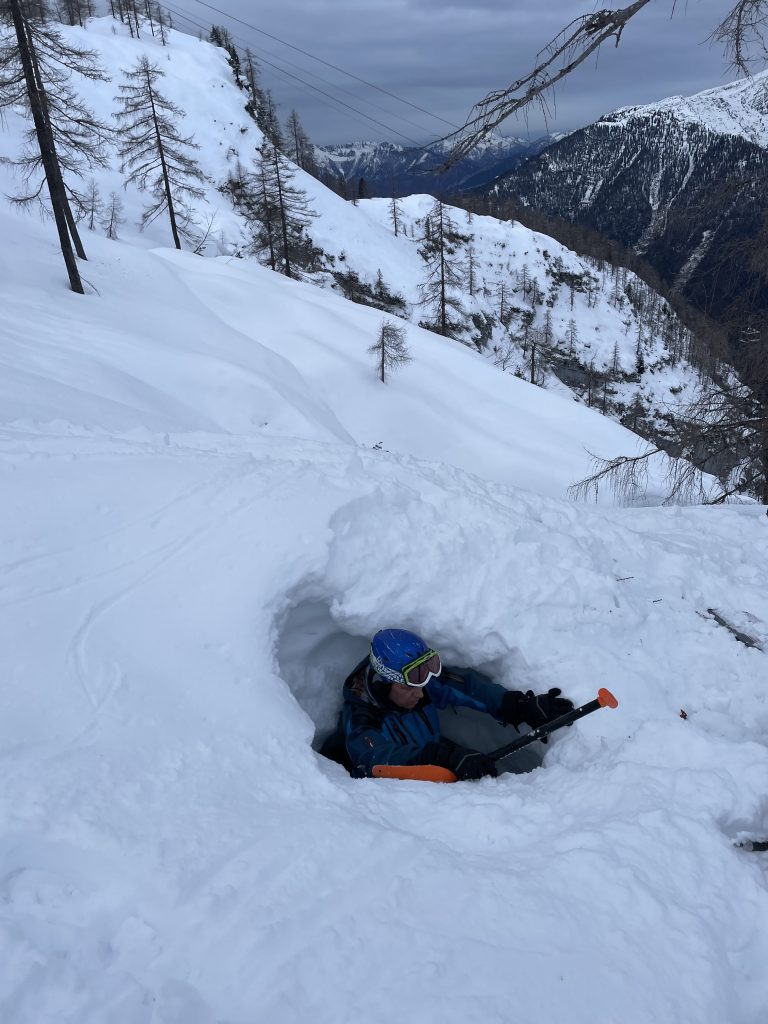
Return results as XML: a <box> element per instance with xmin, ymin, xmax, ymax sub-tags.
<box><xmin>0</xmin><ymin>15</ymin><xmax>713</xmax><ymax>435</ymax></box>
<box><xmin>1</xmin><ymin>18</ymin><xmax>768</xmax><ymax>1024</ymax></box>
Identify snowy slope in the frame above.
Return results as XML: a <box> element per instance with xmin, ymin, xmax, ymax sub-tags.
<box><xmin>2</xmin><ymin>17</ymin><xmax>768</xmax><ymax>1024</ymax></box>
<box><xmin>2</xmin><ymin>202</ymin><xmax>768</xmax><ymax>1023</ymax></box>
<box><xmin>606</xmin><ymin>68</ymin><xmax>768</xmax><ymax>147</ymax></box>
<box><xmin>360</xmin><ymin>195</ymin><xmax>705</xmax><ymax>409</ymax></box>
<box><xmin>0</xmin><ymin>204</ymin><xmax>663</xmax><ymax>497</ymax></box>
<box><xmin>0</xmin><ymin>16</ymin><xmax>716</xmax><ymax>439</ymax></box>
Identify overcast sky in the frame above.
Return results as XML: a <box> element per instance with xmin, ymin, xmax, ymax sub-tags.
<box><xmin>166</xmin><ymin>1</ymin><xmax>747</xmax><ymax>146</ymax></box>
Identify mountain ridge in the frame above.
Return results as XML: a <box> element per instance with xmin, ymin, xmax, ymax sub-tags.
<box><xmin>485</xmin><ymin>70</ymin><xmax>768</xmax><ymax>321</ymax></box>
<box><xmin>604</xmin><ymin>67</ymin><xmax>768</xmax><ymax>146</ymax></box>
<box><xmin>313</xmin><ymin>133</ymin><xmax>562</xmax><ymax>196</ymax></box>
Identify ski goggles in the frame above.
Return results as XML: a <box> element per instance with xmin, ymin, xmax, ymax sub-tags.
<box><xmin>401</xmin><ymin>650</ymin><xmax>442</xmax><ymax>688</ymax></box>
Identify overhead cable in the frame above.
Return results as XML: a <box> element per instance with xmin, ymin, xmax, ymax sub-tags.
<box><xmin>160</xmin><ymin>0</ymin><xmax>431</xmax><ymax>147</ymax></box>
<box><xmin>193</xmin><ymin>0</ymin><xmax>460</xmax><ymax>130</ymax></box>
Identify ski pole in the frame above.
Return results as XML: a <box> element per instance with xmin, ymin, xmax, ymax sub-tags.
<box><xmin>372</xmin><ymin>688</ymin><xmax>619</xmax><ymax>783</ymax></box>
<box><xmin>488</xmin><ymin>687</ymin><xmax>619</xmax><ymax>767</ymax></box>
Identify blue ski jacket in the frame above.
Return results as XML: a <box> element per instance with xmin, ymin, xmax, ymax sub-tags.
<box><xmin>342</xmin><ymin>656</ymin><xmax>509</xmax><ymax>778</ymax></box>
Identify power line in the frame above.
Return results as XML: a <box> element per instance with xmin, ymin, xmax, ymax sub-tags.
<box><xmin>192</xmin><ymin>0</ymin><xmax>460</xmax><ymax>130</ymax></box>
<box><xmin>228</xmin><ymin>34</ymin><xmax>441</xmax><ymax>141</ymax></box>
<box><xmin>237</xmin><ymin>52</ymin><xmax>425</xmax><ymax>146</ymax></box>
<box><xmin>160</xmin><ymin>0</ymin><xmax>428</xmax><ymax>146</ymax></box>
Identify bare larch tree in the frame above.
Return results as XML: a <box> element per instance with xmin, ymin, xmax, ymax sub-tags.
<box><xmin>418</xmin><ymin>198</ymin><xmax>469</xmax><ymax>338</ymax></box>
<box><xmin>1</xmin><ymin>0</ymin><xmax>111</xmax><ymax>291</ymax></box>
<box><xmin>369</xmin><ymin>318</ymin><xmax>412</xmax><ymax>383</ymax></box>
<box><xmin>248</xmin><ymin>139</ymin><xmax>316</xmax><ymax>279</ymax></box>
<box><xmin>114</xmin><ymin>56</ymin><xmax>206</xmax><ymax>249</ymax></box>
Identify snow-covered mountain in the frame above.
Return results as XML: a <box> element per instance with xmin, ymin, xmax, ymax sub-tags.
<box><xmin>313</xmin><ymin>132</ymin><xmax>558</xmax><ymax>196</ymax></box>
<box><xmin>609</xmin><ymin>70</ymin><xmax>768</xmax><ymax>147</ymax></box>
<box><xmin>487</xmin><ymin>71</ymin><xmax>768</xmax><ymax>320</ymax></box>
<box><xmin>2</xmin><ymin>19</ymin><xmax>768</xmax><ymax>1024</ymax></box>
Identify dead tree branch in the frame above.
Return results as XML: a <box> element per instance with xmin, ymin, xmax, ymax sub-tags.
<box><xmin>713</xmin><ymin>0</ymin><xmax>768</xmax><ymax>72</ymax></box>
<box><xmin>439</xmin><ymin>2</ymin><xmax>653</xmax><ymax>168</ymax></box>
<box><xmin>440</xmin><ymin>1</ymin><xmax>768</xmax><ymax>169</ymax></box>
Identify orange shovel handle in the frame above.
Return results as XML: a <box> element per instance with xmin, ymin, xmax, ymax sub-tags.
<box><xmin>372</xmin><ymin>764</ymin><xmax>458</xmax><ymax>783</ymax></box>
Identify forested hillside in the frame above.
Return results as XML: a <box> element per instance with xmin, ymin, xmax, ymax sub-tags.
<box><xmin>486</xmin><ymin>72</ymin><xmax>768</xmax><ymax>325</ymax></box>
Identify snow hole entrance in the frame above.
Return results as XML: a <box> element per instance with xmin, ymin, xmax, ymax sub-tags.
<box><xmin>276</xmin><ymin>597</ymin><xmax>369</xmax><ymax>749</ymax></box>
<box><xmin>276</xmin><ymin>598</ymin><xmax>545</xmax><ymax>774</ymax></box>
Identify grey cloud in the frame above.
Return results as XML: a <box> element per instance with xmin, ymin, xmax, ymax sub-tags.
<box><xmin>177</xmin><ymin>0</ymin><xmax>747</xmax><ymax>144</ymax></box>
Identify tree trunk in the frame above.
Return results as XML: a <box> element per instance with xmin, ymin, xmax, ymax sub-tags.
<box><xmin>63</xmin><ymin>196</ymin><xmax>87</xmax><ymax>259</ymax></box>
<box><xmin>9</xmin><ymin>0</ymin><xmax>84</xmax><ymax>293</ymax></box>
<box><xmin>273</xmin><ymin>148</ymin><xmax>292</xmax><ymax>279</ymax></box>
<box><xmin>27</xmin><ymin>7</ymin><xmax>88</xmax><ymax>261</ymax></box>
<box><xmin>146</xmin><ymin>71</ymin><xmax>181</xmax><ymax>249</ymax></box>
<box><xmin>438</xmin><ymin>209</ymin><xmax>447</xmax><ymax>336</ymax></box>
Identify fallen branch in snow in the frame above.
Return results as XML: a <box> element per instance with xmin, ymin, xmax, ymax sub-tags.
<box><xmin>735</xmin><ymin>839</ymin><xmax>768</xmax><ymax>852</ymax></box>
<box><xmin>702</xmin><ymin>608</ymin><xmax>765</xmax><ymax>652</ymax></box>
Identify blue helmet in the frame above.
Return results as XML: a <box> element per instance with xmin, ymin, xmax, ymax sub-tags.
<box><xmin>370</xmin><ymin>628</ymin><xmax>436</xmax><ymax>685</ymax></box>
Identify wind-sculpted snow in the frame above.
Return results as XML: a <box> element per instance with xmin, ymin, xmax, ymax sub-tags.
<box><xmin>2</xmin><ymin>420</ymin><xmax>767</xmax><ymax>1024</ymax></box>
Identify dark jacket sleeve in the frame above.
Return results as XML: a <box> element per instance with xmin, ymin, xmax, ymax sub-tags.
<box><xmin>428</xmin><ymin>666</ymin><xmax>508</xmax><ymax>718</ymax></box>
<box><xmin>342</xmin><ymin>702</ymin><xmax>426</xmax><ymax>778</ymax></box>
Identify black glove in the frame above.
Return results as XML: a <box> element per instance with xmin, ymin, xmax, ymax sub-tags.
<box><xmin>421</xmin><ymin>740</ymin><xmax>497</xmax><ymax>780</ymax></box>
<box><xmin>501</xmin><ymin>688</ymin><xmax>574</xmax><ymax>729</ymax></box>
<box><xmin>446</xmin><ymin>745</ymin><xmax>498</xmax><ymax>781</ymax></box>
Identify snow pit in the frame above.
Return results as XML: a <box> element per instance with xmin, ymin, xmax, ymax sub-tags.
<box><xmin>276</xmin><ymin>596</ymin><xmax>369</xmax><ymax>744</ymax></box>
<box><xmin>275</xmin><ymin>595</ymin><xmax>544</xmax><ymax>773</ymax></box>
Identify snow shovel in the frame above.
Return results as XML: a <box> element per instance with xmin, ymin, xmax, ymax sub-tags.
<box><xmin>373</xmin><ymin>687</ymin><xmax>619</xmax><ymax>783</ymax></box>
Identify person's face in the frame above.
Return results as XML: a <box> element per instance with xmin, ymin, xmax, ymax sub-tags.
<box><xmin>389</xmin><ymin>682</ymin><xmax>424</xmax><ymax>709</ymax></box>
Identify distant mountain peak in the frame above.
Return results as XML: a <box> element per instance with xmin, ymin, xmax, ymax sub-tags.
<box><xmin>484</xmin><ymin>70</ymin><xmax>768</xmax><ymax>323</ymax></box>
<box><xmin>603</xmin><ymin>68</ymin><xmax>768</xmax><ymax>148</ymax></box>
<box><xmin>312</xmin><ymin>133</ymin><xmax>561</xmax><ymax>197</ymax></box>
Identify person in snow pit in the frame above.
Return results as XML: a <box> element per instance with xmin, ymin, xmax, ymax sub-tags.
<box><xmin>321</xmin><ymin>628</ymin><xmax>574</xmax><ymax>780</ymax></box>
